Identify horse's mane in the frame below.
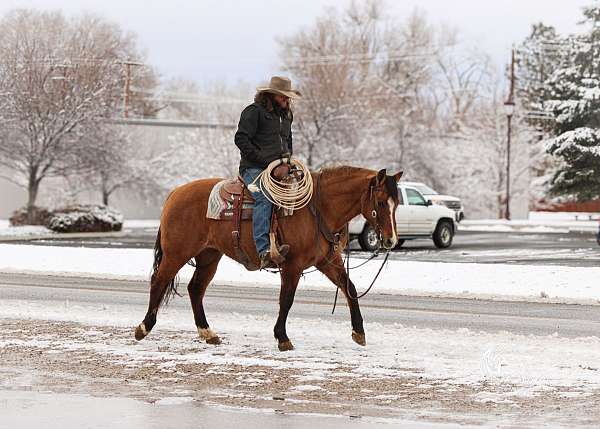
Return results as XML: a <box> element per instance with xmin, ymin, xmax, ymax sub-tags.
<box><xmin>318</xmin><ymin>165</ymin><xmax>372</xmax><ymax>180</ymax></box>
<box><xmin>317</xmin><ymin>165</ymin><xmax>399</xmax><ymax>201</ymax></box>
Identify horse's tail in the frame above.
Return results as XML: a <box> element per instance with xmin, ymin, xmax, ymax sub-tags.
<box><xmin>151</xmin><ymin>227</ymin><xmax>179</xmax><ymax>307</ymax></box>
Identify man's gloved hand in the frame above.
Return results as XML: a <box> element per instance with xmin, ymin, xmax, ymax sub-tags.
<box><xmin>272</xmin><ymin>159</ymin><xmax>291</xmax><ymax>180</ymax></box>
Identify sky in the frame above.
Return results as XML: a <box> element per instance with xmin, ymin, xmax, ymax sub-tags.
<box><xmin>0</xmin><ymin>0</ymin><xmax>592</xmax><ymax>87</ymax></box>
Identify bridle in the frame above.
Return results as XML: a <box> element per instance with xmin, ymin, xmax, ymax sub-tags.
<box><xmin>308</xmin><ymin>172</ymin><xmax>394</xmax><ymax>312</ymax></box>
<box><xmin>362</xmin><ymin>181</ymin><xmax>388</xmax><ymax>244</ymax></box>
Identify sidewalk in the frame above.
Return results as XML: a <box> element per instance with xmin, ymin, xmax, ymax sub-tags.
<box><xmin>458</xmin><ymin>219</ymin><xmax>598</xmax><ymax>234</ymax></box>
<box><xmin>459</xmin><ymin>211</ymin><xmax>599</xmax><ymax>234</ymax></box>
<box><xmin>0</xmin><ymin>220</ymin><xmax>126</xmax><ymax>242</ymax></box>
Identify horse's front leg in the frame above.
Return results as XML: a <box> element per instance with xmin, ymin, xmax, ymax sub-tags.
<box><xmin>317</xmin><ymin>255</ymin><xmax>366</xmax><ymax>346</ymax></box>
<box><xmin>273</xmin><ymin>267</ymin><xmax>302</xmax><ymax>351</ymax></box>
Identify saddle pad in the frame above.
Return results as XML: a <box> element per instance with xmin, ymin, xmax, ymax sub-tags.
<box><xmin>207</xmin><ymin>180</ymin><xmax>254</xmax><ymax>220</ymax></box>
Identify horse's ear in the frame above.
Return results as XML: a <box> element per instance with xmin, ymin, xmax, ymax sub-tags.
<box><xmin>376</xmin><ymin>169</ymin><xmax>387</xmax><ymax>185</ymax></box>
<box><xmin>393</xmin><ymin>171</ymin><xmax>403</xmax><ymax>182</ymax></box>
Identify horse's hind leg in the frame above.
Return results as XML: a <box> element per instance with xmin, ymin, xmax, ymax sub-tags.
<box><xmin>317</xmin><ymin>256</ymin><xmax>366</xmax><ymax>346</ymax></box>
<box><xmin>188</xmin><ymin>249</ymin><xmax>223</xmax><ymax>345</ymax></box>
<box><xmin>135</xmin><ymin>255</ymin><xmax>184</xmax><ymax>341</ymax></box>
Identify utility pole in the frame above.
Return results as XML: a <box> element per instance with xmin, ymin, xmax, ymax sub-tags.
<box><xmin>121</xmin><ymin>60</ymin><xmax>143</xmax><ymax>118</ymax></box>
<box><xmin>503</xmin><ymin>48</ymin><xmax>516</xmax><ymax>221</ymax></box>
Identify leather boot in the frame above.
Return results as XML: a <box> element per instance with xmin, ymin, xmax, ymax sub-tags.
<box><xmin>260</xmin><ymin>244</ymin><xmax>290</xmax><ymax>269</ymax></box>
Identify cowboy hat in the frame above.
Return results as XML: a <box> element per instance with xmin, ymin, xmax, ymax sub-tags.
<box><xmin>256</xmin><ymin>76</ymin><xmax>302</xmax><ymax>99</ymax></box>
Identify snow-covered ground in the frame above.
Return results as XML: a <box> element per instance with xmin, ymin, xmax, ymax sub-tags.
<box><xmin>4</xmin><ymin>294</ymin><xmax>600</xmax><ymax>394</ymax></box>
<box><xmin>2</xmin><ymin>285</ymin><xmax>600</xmax><ymax>427</ymax></box>
<box><xmin>0</xmin><ymin>243</ymin><xmax>599</xmax><ymax>304</ymax></box>
<box><xmin>0</xmin><ymin>219</ymin><xmax>54</xmax><ymax>238</ymax></box>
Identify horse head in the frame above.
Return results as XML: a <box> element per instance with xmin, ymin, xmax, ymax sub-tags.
<box><xmin>360</xmin><ymin>169</ymin><xmax>404</xmax><ymax>250</ymax></box>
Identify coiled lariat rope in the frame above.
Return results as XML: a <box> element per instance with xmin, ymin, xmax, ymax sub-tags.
<box><xmin>247</xmin><ymin>158</ymin><xmax>314</xmax><ymax>210</ymax></box>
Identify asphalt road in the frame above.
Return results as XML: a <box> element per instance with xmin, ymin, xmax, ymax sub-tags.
<box><xmin>8</xmin><ymin>227</ymin><xmax>600</xmax><ymax>267</ymax></box>
<box><xmin>2</xmin><ymin>272</ymin><xmax>600</xmax><ymax>339</ymax></box>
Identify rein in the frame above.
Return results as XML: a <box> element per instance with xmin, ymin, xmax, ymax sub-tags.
<box><xmin>331</xmin><ymin>248</ymin><xmax>390</xmax><ymax>314</ymax></box>
<box><xmin>308</xmin><ymin>171</ymin><xmax>390</xmax><ymax>312</ymax></box>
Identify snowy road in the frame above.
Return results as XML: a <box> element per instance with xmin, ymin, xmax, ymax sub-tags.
<box><xmin>2</xmin><ymin>272</ymin><xmax>600</xmax><ymax>427</ymax></box>
<box><xmin>8</xmin><ymin>228</ymin><xmax>599</xmax><ymax>267</ymax></box>
<box><xmin>2</xmin><ymin>272</ymin><xmax>600</xmax><ymax>338</ymax></box>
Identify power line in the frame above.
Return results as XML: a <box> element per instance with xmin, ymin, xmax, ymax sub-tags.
<box><xmin>142</xmin><ymin>97</ymin><xmax>246</xmax><ymax>105</ymax></box>
<box><xmin>106</xmin><ymin>118</ymin><xmax>236</xmax><ymax>129</ymax></box>
<box><xmin>284</xmin><ymin>50</ymin><xmax>443</xmax><ymax>67</ymax></box>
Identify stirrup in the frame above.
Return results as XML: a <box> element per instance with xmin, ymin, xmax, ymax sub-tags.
<box><xmin>260</xmin><ymin>244</ymin><xmax>290</xmax><ymax>269</ymax></box>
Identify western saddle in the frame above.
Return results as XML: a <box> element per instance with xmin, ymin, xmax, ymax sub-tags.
<box><xmin>217</xmin><ymin>177</ymin><xmax>292</xmax><ymax>271</ymax></box>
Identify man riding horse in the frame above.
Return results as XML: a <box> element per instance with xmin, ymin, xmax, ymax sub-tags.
<box><xmin>234</xmin><ymin>76</ymin><xmax>301</xmax><ymax>270</ymax></box>
<box><xmin>134</xmin><ymin>76</ymin><xmax>403</xmax><ymax>351</ymax></box>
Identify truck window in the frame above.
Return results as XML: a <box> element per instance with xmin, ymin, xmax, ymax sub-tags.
<box><xmin>406</xmin><ymin>188</ymin><xmax>427</xmax><ymax>206</ymax></box>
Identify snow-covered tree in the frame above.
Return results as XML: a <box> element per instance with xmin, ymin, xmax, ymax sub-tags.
<box><xmin>145</xmin><ymin>78</ymin><xmax>248</xmax><ymax>190</ymax></box>
<box><xmin>71</xmin><ymin>126</ymin><xmax>165</xmax><ymax>205</ymax></box>
<box><xmin>516</xmin><ymin>23</ymin><xmax>563</xmax><ymax>118</ymax></box>
<box><xmin>546</xmin><ymin>128</ymin><xmax>600</xmax><ymax>199</ymax></box>
<box><xmin>279</xmin><ymin>0</ymin><xmax>533</xmax><ymax>218</ymax></box>
<box><xmin>542</xmin><ymin>4</ymin><xmax>600</xmax><ymax>200</ymax></box>
<box><xmin>0</xmin><ymin>9</ymin><xmax>157</xmax><ymax>221</ymax></box>
<box><xmin>278</xmin><ymin>1</ymin><xmax>381</xmax><ymax>168</ymax></box>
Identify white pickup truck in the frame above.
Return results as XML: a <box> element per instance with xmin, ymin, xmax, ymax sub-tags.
<box><xmin>349</xmin><ymin>184</ymin><xmax>458</xmax><ymax>251</ymax></box>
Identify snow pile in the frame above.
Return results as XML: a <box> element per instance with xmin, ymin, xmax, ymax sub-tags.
<box><xmin>48</xmin><ymin>205</ymin><xmax>123</xmax><ymax>233</ymax></box>
<box><xmin>460</xmin><ymin>218</ymin><xmax>598</xmax><ymax>233</ymax></box>
<box><xmin>123</xmin><ymin>219</ymin><xmax>160</xmax><ymax>229</ymax></box>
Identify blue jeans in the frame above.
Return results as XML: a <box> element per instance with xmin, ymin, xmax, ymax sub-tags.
<box><xmin>241</xmin><ymin>168</ymin><xmax>272</xmax><ymax>256</ymax></box>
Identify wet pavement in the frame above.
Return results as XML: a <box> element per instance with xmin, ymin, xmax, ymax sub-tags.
<box><xmin>1</xmin><ymin>390</ymin><xmax>480</xmax><ymax>429</ymax></box>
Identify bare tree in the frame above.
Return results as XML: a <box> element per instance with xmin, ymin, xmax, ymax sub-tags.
<box><xmin>128</xmin><ymin>79</ymin><xmax>250</xmax><ymax>196</ymax></box>
<box><xmin>279</xmin><ymin>0</ymin><xmax>386</xmax><ymax>168</ymax></box>
<box><xmin>279</xmin><ymin>3</ymin><xmax>448</xmax><ymax>172</ymax></box>
<box><xmin>434</xmin><ymin>48</ymin><xmax>494</xmax><ymax>130</ymax></box>
<box><xmin>0</xmin><ymin>9</ymin><xmax>155</xmax><ymax>221</ymax></box>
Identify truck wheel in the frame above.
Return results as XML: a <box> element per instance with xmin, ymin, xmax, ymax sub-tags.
<box><xmin>358</xmin><ymin>224</ymin><xmax>379</xmax><ymax>252</ymax></box>
<box><xmin>394</xmin><ymin>239</ymin><xmax>405</xmax><ymax>249</ymax></box>
<box><xmin>433</xmin><ymin>220</ymin><xmax>453</xmax><ymax>248</ymax></box>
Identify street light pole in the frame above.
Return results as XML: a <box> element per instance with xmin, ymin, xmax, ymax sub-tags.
<box><xmin>505</xmin><ymin>108</ymin><xmax>513</xmax><ymax>220</ymax></box>
<box><xmin>503</xmin><ymin>48</ymin><xmax>516</xmax><ymax>221</ymax></box>
<box><xmin>121</xmin><ymin>60</ymin><xmax>143</xmax><ymax>119</ymax></box>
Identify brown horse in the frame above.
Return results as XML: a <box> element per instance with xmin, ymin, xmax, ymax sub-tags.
<box><xmin>134</xmin><ymin>166</ymin><xmax>403</xmax><ymax>351</ymax></box>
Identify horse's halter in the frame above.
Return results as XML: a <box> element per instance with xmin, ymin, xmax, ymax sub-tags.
<box><xmin>362</xmin><ymin>182</ymin><xmax>386</xmax><ymax>242</ymax></box>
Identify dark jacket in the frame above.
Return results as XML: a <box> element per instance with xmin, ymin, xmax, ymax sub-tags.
<box><xmin>234</xmin><ymin>102</ymin><xmax>293</xmax><ymax>173</ymax></box>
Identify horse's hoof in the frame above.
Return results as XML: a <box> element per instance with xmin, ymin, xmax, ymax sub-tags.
<box><xmin>134</xmin><ymin>323</ymin><xmax>148</xmax><ymax>341</ymax></box>
<box><xmin>352</xmin><ymin>331</ymin><xmax>366</xmax><ymax>346</ymax></box>
<box><xmin>206</xmin><ymin>336</ymin><xmax>221</xmax><ymax>345</ymax></box>
<box><xmin>278</xmin><ymin>340</ymin><xmax>294</xmax><ymax>352</ymax></box>
<box><xmin>198</xmin><ymin>328</ymin><xmax>220</xmax><ymax>345</ymax></box>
